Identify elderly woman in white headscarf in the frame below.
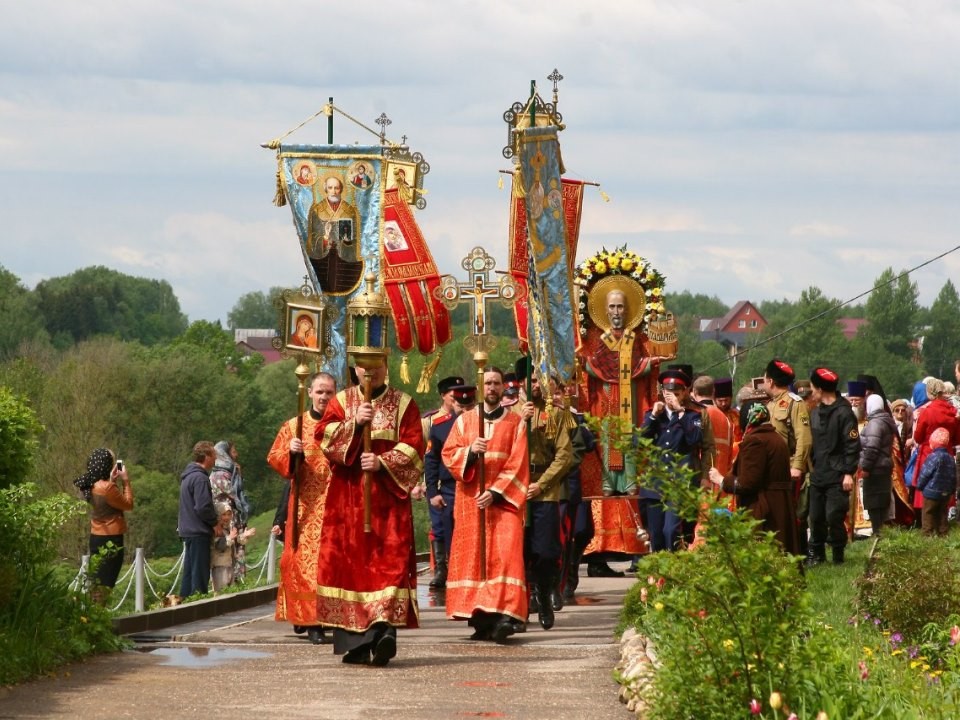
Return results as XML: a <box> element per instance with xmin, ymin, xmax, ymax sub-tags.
<box><xmin>859</xmin><ymin>395</ymin><xmax>897</xmax><ymax>536</ymax></box>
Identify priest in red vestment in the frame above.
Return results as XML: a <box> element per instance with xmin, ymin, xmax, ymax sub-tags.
<box><xmin>267</xmin><ymin>372</ymin><xmax>336</xmax><ymax>645</ymax></box>
<box><xmin>442</xmin><ymin>368</ymin><xmax>530</xmax><ymax>643</ymax></box>
<box><xmin>314</xmin><ymin>359</ymin><xmax>424</xmax><ymax>665</ymax></box>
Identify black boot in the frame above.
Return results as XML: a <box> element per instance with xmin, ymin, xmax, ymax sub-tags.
<box><xmin>537</xmin><ymin>581</ymin><xmax>555</xmax><ymax>630</ymax></box>
<box><xmin>587</xmin><ymin>560</ymin><xmax>624</xmax><ymax>578</ymax></box>
<box><xmin>563</xmin><ymin>544</ymin><xmax>584</xmax><ymax>601</ymax></box>
<box><xmin>429</xmin><ymin>540</ymin><xmax>447</xmax><ymax>589</ymax></box>
<box><xmin>804</xmin><ymin>544</ymin><xmax>826</xmax><ymax>568</ymax></box>
<box><xmin>832</xmin><ymin>545</ymin><xmax>845</xmax><ymax>565</ymax></box>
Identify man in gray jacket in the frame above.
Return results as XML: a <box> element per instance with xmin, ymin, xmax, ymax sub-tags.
<box><xmin>178</xmin><ymin>441</ymin><xmax>219</xmax><ymax>598</ymax></box>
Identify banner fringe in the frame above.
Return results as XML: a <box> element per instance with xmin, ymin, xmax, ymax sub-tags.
<box><xmin>400</xmin><ymin>354</ymin><xmax>411</xmax><ymax>385</ymax></box>
<box><xmin>272</xmin><ymin>154</ymin><xmax>287</xmax><ymax>207</ymax></box>
<box><xmin>416</xmin><ymin>349</ymin><xmax>442</xmax><ymax>394</ymax></box>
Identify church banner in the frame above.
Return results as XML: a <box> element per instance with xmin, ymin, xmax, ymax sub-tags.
<box><xmin>279</xmin><ymin>144</ymin><xmax>383</xmax><ymax>382</ymax></box>
<box><xmin>382</xmin><ymin>188</ymin><xmax>452</xmax><ymax>355</ymax></box>
<box><xmin>278</xmin><ymin>144</ymin><xmax>449</xmax><ymax>384</ymax></box>
<box><xmin>508</xmin><ymin>176</ymin><xmax>584</xmax><ymax>355</ymax></box>
<box><xmin>516</xmin><ymin>126</ymin><xmax>579</xmax><ymax>383</ymax></box>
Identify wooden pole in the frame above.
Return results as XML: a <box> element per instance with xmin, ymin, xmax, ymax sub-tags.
<box><xmin>291</xmin><ymin>361</ymin><xmax>311</xmax><ymax>549</ymax></box>
<box><xmin>476</xmin><ymin>354</ymin><xmax>488</xmax><ymax>581</ymax></box>
<box><xmin>362</xmin><ymin>373</ymin><xmax>373</xmax><ymax>533</ymax></box>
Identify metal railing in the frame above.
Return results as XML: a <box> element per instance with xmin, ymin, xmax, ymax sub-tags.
<box><xmin>71</xmin><ymin>538</ymin><xmax>279</xmax><ymax>613</ymax></box>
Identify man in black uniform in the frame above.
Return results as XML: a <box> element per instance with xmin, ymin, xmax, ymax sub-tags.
<box><xmin>422</xmin><ymin>375</ymin><xmax>464</xmax><ymax>588</ymax></box>
<box><xmin>807</xmin><ymin>367</ymin><xmax>860</xmax><ymax>566</ymax></box>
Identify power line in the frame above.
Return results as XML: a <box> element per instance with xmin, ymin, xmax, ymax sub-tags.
<box><xmin>699</xmin><ymin>244</ymin><xmax>960</xmax><ymax>373</ymax></box>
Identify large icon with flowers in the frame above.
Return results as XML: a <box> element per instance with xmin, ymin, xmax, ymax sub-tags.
<box><xmin>573</xmin><ymin>246</ymin><xmax>666</xmax><ymax>336</ymax></box>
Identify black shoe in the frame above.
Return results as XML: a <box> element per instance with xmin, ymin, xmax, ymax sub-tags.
<box><xmin>370</xmin><ymin>634</ymin><xmax>396</xmax><ymax>667</ymax></box>
<box><xmin>292</xmin><ymin>625</ymin><xmax>306</xmax><ymax>634</ymax></box>
<box><xmin>537</xmin><ymin>587</ymin><xmax>555</xmax><ymax>630</ymax></box>
<box><xmin>587</xmin><ymin>562</ymin><xmax>625</xmax><ymax>578</ymax></box>
<box><xmin>469</xmin><ymin>628</ymin><xmax>490</xmax><ymax>641</ymax></box>
<box><xmin>342</xmin><ymin>647</ymin><xmax>370</xmax><ymax>665</ymax></box>
<box><xmin>832</xmin><ymin>546</ymin><xmax>845</xmax><ymax>565</ymax></box>
<box><xmin>492</xmin><ymin>619</ymin><xmax>516</xmax><ymax>644</ymax></box>
<box><xmin>528</xmin><ymin>589</ymin><xmax>540</xmax><ymax>613</ymax></box>
<box><xmin>511</xmin><ymin>619</ymin><xmax>527</xmax><ymax>634</ymax></box>
<box><xmin>306</xmin><ymin>627</ymin><xmax>327</xmax><ymax>645</ymax></box>
<box><xmin>550</xmin><ymin>588</ymin><xmax>564</xmax><ymax>612</ymax></box>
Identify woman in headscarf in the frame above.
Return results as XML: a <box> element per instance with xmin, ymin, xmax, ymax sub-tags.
<box><xmin>708</xmin><ymin>403</ymin><xmax>800</xmax><ymax>555</ymax></box>
<box><xmin>73</xmin><ymin>448</ymin><xmax>133</xmax><ymax>602</ymax></box>
<box><xmin>859</xmin><ymin>394</ymin><xmax>897</xmax><ymax>536</ymax></box>
<box><xmin>209</xmin><ymin>441</ymin><xmax>251</xmax><ymax>580</ymax></box>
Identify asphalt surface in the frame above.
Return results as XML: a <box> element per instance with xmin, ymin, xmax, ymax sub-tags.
<box><xmin>0</xmin><ymin>565</ymin><xmax>636</xmax><ymax>720</ymax></box>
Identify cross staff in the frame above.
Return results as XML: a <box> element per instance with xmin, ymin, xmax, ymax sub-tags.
<box><xmin>436</xmin><ymin>247</ymin><xmax>521</xmax><ymax>580</ymax></box>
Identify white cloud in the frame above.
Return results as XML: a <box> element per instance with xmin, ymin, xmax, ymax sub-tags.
<box><xmin>2</xmin><ymin>0</ymin><xmax>960</xmax><ymax>326</ymax></box>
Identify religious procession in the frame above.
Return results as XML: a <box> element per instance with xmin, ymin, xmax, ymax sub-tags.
<box><xmin>260</xmin><ymin>71</ymin><xmax>960</xmax><ymax>686</ymax></box>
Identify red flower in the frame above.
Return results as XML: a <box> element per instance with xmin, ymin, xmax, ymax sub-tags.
<box><xmin>749</xmin><ymin>698</ymin><xmax>762</xmax><ymax>715</ymax></box>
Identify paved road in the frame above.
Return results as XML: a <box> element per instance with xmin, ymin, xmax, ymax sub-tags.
<box><xmin>0</xmin><ymin>568</ymin><xmax>635</xmax><ymax>720</ymax></box>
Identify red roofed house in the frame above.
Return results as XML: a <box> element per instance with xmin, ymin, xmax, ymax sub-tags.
<box><xmin>235</xmin><ymin>329</ymin><xmax>283</xmax><ymax>365</ymax></box>
<box><xmin>837</xmin><ymin>317</ymin><xmax>867</xmax><ymax>340</ymax></box>
<box><xmin>699</xmin><ymin>301</ymin><xmax>767</xmax><ymax>355</ymax></box>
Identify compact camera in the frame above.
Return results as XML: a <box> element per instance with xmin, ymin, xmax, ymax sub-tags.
<box><xmin>116</xmin><ymin>460</ymin><xmax>124</xmax><ymax>472</ymax></box>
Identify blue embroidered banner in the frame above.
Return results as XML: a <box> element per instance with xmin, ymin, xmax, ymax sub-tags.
<box><xmin>279</xmin><ymin>144</ymin><xmax>384</xmax><ymax>382</ymax></box>
<box><xmin>517</xmin><ymin>126</ymin><xmax>577</xmax><ymax>384</ymax></box>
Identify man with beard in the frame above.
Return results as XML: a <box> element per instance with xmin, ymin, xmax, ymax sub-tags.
<box><xmin>714</xmin><ymin>378</ymin><xmax>742</xmax><ymax>445</ymax></box>
<box><xmin>268</xmin><ymin>372</ymin><xmax>336</xmax><ymax>645</ymax></box>
<box><xmin>314</xmin><ymin>359</ymin><xmax>423</xmax><ymax>665</ymax></box>
<box><xmin>807</xmin><ymin>367</ymin><xmax>860</xmax><ymax>566</ymax></box>
<box><xmin>516</xmin><ymin>363</ymin><xmax>576</xmax><ymax>630</ymax></box>
<box><xmin>422</xmin><ymin>375</ymin><xmax>466</xmax><ymax>589</ymax></box>
<box><xmin>442</xmin><ymin>368</ymin><xmax>530</xmax><ymax>643</ymax></box>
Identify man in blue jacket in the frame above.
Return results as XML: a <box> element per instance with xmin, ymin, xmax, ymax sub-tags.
<box><xmin>178</xmin><ymin>441</ymin><xmax>219</xmax><ymax>597</ymax></box>
<box><xmin>639</xmin><ymin>369</ymin><xmax>704</xmax><ymax>552</ymax></box>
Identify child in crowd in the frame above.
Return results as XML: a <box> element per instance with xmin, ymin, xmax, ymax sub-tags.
<box><xmin>211</xmin><ymin>501</ymin><xmax>256</xmax><ymax>592</ymax></box>
<box><xmin>916</xmin><ymin>427</ymin><xmax>958</xmax><ymax>536</ymax></box>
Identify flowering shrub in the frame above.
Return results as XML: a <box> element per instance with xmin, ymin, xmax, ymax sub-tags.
<box><xmin>573</xmin><ymin>245</ymin><xmax>666</xmax><ymax>334</ymax></box>
<box><xmin>856</xmin><ymin>529</ymin><xmax>960</xmax><ymax>642</ymax></box>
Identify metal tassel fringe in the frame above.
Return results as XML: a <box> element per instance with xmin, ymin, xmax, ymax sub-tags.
<box><xmin>400</xmin><ymin>354</ymin><xmax>411</xmax><ymax>385</ymax></box>
<box><xmin>273</xmin><ymin>155</ymin><xmax>287</xmax><ymax>207</ymax></box>
<box><xmin>416</xmin><ymin>350</ymin><xmax>442</xmax><ymax>394</ymax></box>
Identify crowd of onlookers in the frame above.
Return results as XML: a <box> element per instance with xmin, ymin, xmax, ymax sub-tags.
<box><xmin>76</xmin><ymin>439</ymin><xmax>254</xmax><ymax>603</ymax></box>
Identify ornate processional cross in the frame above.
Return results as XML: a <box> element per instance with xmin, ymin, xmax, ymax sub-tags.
<box><xmin>436</xmin><ymin>247</ymin><xmax>522</xmax><ymax>357</ymax></box>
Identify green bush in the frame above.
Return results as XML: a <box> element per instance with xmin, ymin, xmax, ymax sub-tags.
<box><xmin>856</xmin><ymin>529</ymin><xmax>960</xmax><ymax>642</ymax></box>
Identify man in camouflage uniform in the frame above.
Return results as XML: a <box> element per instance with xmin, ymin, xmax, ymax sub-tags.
<box><xmin>763</xmin><ymin>358</ymin><xmax>812</xmax><ymax>556</ymax></box>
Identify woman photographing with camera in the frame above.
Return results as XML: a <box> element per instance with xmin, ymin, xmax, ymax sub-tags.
<box><xmin>73</xmin><ymin>448</ymin><xmax>134</xmax><ymax>603</ymax></box>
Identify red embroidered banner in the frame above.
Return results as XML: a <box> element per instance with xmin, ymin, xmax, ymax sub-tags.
<box><xmin>382</xmin><ymin>188</ymin><xmax>452</xmax><ymax>354</ymax></box>
<box><xmin>508</xmin><ymin>177</ymin><xmax>585</xmax><ymax>353</ymax></box>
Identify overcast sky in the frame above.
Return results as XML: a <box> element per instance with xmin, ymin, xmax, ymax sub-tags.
<box><xmin>2</xmin><ymin>1</ymin><xmax>959</xmax><ymax>324</ymax></box>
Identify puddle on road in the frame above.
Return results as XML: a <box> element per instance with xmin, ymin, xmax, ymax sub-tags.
<box><xmin>139</xmin><ymin>647</ymin><xmax>271</xmax><ymax>668</ymax></box>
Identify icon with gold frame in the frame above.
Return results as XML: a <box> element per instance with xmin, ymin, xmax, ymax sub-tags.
<box><xmin>272</xmin><ymin>281</ymin><xmax>338</xmax><ymax>361</ymax></box>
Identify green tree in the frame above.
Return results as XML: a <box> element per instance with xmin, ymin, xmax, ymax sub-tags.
<box><xmin>736</xmin><ymin>287</ymin><xmax>848</xmax><ymax>387</ymax></box>
<box><xmin>227</xmin><ymin>287</ymin><xmax>286</xmax><ymax>330</ymax></box>
<box><xmin>0</xmin><ymin>266</ymin><xmax>48</xmax><ymax>359</ymax></box>
<box><xmin>0</xmin><ymin>387</ymin><xmax>43</xmax><ymax>489</ymax></box>
<box><xmin>664</xmin><ymin>291</ymin><xmax>728</xmax><ymax>320</ymax></box>
<box><xmin>861</xmin><ymin>267</ymin><xmax>919</xmax><ymax>360</ymax></box>
<box><xmin>923</xmin><ymin>280</ymin><xmax>960</xmax><ymax>380</ymax></box>
<box><xmin>175</xmin><ymin>319</ymin><xmax>263</xmax><ymax>380</ymax></box>
<box><xmin>34</xmin><ymin>266</ymin><xmax>187</xmax><ymax>347</ymax></box>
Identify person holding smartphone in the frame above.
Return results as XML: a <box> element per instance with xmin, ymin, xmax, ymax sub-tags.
<box><xmin>73</xmin><ymin>448</ymin><xmax>134</xmax><ymax>603</ymax></box>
